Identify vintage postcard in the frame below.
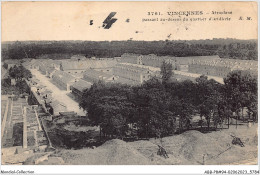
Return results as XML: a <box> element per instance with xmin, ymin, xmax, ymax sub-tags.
<box><xmin>1</xmin><ymin>1</ymin><xmax>258</xmax><ymax>174</ymax></box>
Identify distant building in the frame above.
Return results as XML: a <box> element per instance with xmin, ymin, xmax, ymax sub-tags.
<box><xmin>166</xmin><ymin>55</ymin><xmax>220</xmax><ymax>72</ymax></box>
<box><xmin>91</xmin><ymin>67</ymin><xmax>114</xmax><ymax>74</ymax></box>
<box><xmin>142</xmin><ymin>54</ymin><xmax>166</xmax><ymax>68</ymax></box>
<box><xmin>48</xmin><ymin>59</ymin><xmax>62</xmax><ymax>70</ymax></box>
<box><xmin>189</xmin><ymin>63</ymin><xmax>232</xmax><ymax>77</ymax></box>
<box><xmin>60</xmin><ymin>59</ymin><xmax>117</xmax><ymax>74</ymax></box>
<box><xmin>113</xmin><ymin>63</ymin><xmax>153</xmax><ymax>84</ymax></box>
<box><xmin>120</xmin><ymin>53</ymin><xmax>221</xmax><ymax>72</ymax></box>
<box><xmin>171</xmin><ymin>55</ymin><xmax>221</xmax><ymax>67</ymax></box>
<box><xmin>120</xmin><ymin>53</ymin><xmax>141</xmax><ymax>64</ymax></box>
<box><xmin>30</xmin><ymin>59</ymin><xmax>45</xmax><ymax>70</ymax></box>
<box><xmin>3</xmin><ymin>59</ymin><xmax>19</xmax><ymax>70</ymax></box>
<box><xmin>22</xmin><ymin>59</ymin><xmax>35</xmax><ymax>69</ymax></box>
<box><xmin>36</xmin><ymin>59</ymin><xmax>60</xmax><ymax>75</ymax></box>
<box><xmin>83</xmin><ymin>69</ymin><xmax>115</xmax><ymax>83</ymax></box>
<box><xmin>189</xmin><ymin>58</ymin><xmax>258</xmax><ymax>77</ymax></box>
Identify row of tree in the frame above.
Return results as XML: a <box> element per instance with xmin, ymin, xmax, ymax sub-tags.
<box><xmin>8</xmin><ymin>65</ymin><xmax>32</xmax><ymax>81</ymax></box>
<box><xmin>79</xmin><ymin>62</ymin><xmax>257</xmax><ymax>139</ymax></box>
<box><xmin>2</xmin><ymin>39</ymin><xmax>257</xmax><ymax>60</ymax></box>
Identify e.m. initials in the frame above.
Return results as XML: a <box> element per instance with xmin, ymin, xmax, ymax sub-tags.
<box><xmin>239</xmin><ymin>16</ymin><xmax>252</xmax><ymax>20</ymax></box>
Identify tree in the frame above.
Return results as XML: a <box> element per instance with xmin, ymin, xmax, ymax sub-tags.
<box><xmin>132</xmin><ymin>77</ymin><xmax>176</xmax><ymax>138</ymax></box>
<box><xmin>224</xmin><ymin>71</ymin><xmax>242</xmax><ymax>126</ymax></box>
<box><xmin>239</xmin><ymin>72</ymin><xmax>257</xmax><ymax>122</ymax></box>
<box><xmin>170</xmin><ymin>98</ymin><xmax>194</xmax><ymax>133</ymax></box>
<box><xmin>216</xmin><ymin>90</ymin><xmax>233</xmax><ymax>129</ymax></box>
<box><xmin>8</xmin><ymin>65</ymin><xmax>32</xmax><ymax>81</ymax></box>
<box><xmin>224</xmin><ymin>70</ymin><xmax>257</xmax><ymax>127</ymax></box>
<box><xmin>199</xmin><ymin>97</ymin><xmax>218</xmax><ymax>131</ymax></box>
<box><xmin>160</xmin><ymin>61</ymin><xmax>173</xmax><ymax>84</ymax></box>
<box><xmin>196</xmin><ymin>75</ymin><xmax>223</xmax><ymax>131</ymax></box>
<box><xmin>80</xmin><ymin>81</ymin><xmax>135</xmax><ymax>138</ymax></box>
<box><xmin>97</xmin><ymin>95</ymin><xmax>133</xmax><ymax>138</ymax></box>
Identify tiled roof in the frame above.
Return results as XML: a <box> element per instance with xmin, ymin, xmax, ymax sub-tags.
<box><xmin>115</xmin><ymin>63</ymin><xmax>151</xmax><ymax>72</ymax></box>
<box><xmin>49</xmin><ymin>59</ymin><xmax>62</xmax><ymax>65</ymax></box>
<box><xmin>52</xmin><ymin>71</ymin><xmax>76</xmax><ymax>84</ymax></box>
<box><xmin>83</xmin><ymin>69</ymin><xmax>113</xmax><ymax>81</ymax></box>
<box><xmin>22</xmin><ymin>61</ymin><xmax>32</xmax><ymax>68</ymax></box>
<box><xmin>61</xmin><ymin>60</ymin><xmax>117</xmax><ymax>70</ymax></box>
<box><xmin>71</xmin><ymin>79</ymin><xmax>92</xmax><ymax>92</ymax></box>
<box><xmin>46</xmin><ymin>66</ymin><xmax>56</xmax><ymax>73</ymax></box>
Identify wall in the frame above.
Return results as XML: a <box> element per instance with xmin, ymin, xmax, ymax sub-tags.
<box><xmin>113</xmin><ymin>64</ymin><xmax>150</xmax><ymax>84</ymax></box>
<box><xmin>189</xmin><ymin>64</ymin><xmax>231</xmax><ymax>77</ymax></box>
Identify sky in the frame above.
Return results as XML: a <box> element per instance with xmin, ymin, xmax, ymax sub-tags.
<box><xmin>1</xmin><ymin>1</ymin><xmax>258</xmax><ymax>41</ymax></box>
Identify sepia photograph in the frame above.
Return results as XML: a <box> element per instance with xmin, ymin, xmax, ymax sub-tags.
<box><xmin>1</xmin><ymin>1</ymin><xmax>259</xmax><ymax>173</ymax></box>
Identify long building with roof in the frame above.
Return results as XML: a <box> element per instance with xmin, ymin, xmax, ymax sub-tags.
<box><xmin>113</xmin><ymin>63</ymin><xmax>154</xmax><ymax>84</ymax></box>
<box><xmin>52</xmin><ymin>71</ymin><xmax>78</xmax><ymax>91</ymax></box>
<box><xmin>60</xmin><ymin>59</ymin><xmax>117</xmax><ymax>74</ymax></box>
<box><xmin>120</xmin><ymin>53</ymin><xmax>142</xmax><ymax>64</ymax></box>
<box><xmin>70</xmin><ymin>79</ymin><xmax>92</xmax><ymax>100</ymax></box>
<box><xmin>120</xmin><ymin>53</ymin><xmax>257</xmax><ymax>78</ymax></box>
<box><xmin>25</xmin><ymin>53</ymin><xmax>256</xmax><ymax>92</ymax></box>
<box><xmin>120</xmin><ymin>53</ymin><xmax>221</xmax><ymax>72</ymax></box>
<box><xmin>189</xmin><ymin>58</ymin><xmax>258</xmax><ymax>77</ymax></box>
<box><xmin>83</xmin><ymin>69</ymin><xmax>115</xmax><ymax>83</ymax></box>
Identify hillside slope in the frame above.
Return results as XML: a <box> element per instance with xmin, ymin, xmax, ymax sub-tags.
<box><xmin>49</xmin><ymin>124</ymin><xmax>257</xmax><ymax>165</ymax></box>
